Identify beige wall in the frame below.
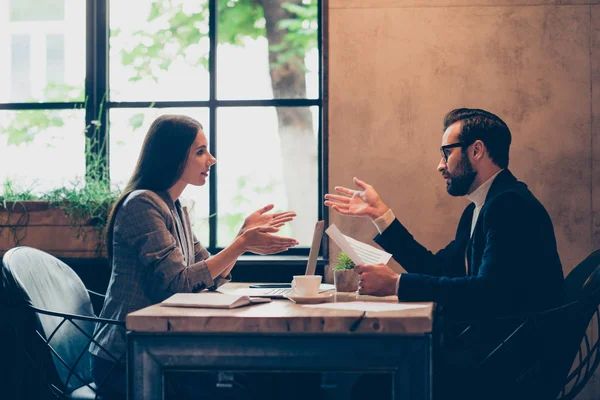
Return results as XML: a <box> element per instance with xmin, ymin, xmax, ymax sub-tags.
<box><xmin>328</xmin><ymin>0</ymin><xmax>599</xmax><ymax>398</ymax></box>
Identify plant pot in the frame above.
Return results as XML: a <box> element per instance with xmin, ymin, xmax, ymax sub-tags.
<box><xmin>333</xmin><ymin>269</ymin><xmax>359</xmax><ymax>292</ymax></box>
<box><xmin>0</xmin><ymin>201</ymin><xmax>105</xmax><ymax>258</ymax></box>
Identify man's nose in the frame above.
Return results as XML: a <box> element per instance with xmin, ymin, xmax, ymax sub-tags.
<box><xmin>437</xmin><ymin>158</ymin><xmax>446</xmax><ymax>173</ymax></box>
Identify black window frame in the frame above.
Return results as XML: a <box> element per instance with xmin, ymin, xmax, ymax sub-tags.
<box><xmin>1</xmin><ymin>0</ymin><xmax>329</xmax><ymax>268</ymax></box>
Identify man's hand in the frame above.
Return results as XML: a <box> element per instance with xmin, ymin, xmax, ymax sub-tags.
<box><xmin>324</xmin><ymin>177</ymin><xmax>389</xmax><ymax>220</ymax></box>
<box><xmin>239</xmin><ymin>204</ymin><xmax>296</xmax><ymax>235</ymax></box>
<box><xmin>354</xmin><ymin>264</ymin><xmax>399</xmax><ymax>296</ymax></box>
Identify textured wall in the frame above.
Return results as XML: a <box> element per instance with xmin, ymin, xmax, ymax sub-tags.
<box><xmin>328</xmin><ymin>1</ymin><xmax>599</xmax><ymax>398</ymax></box>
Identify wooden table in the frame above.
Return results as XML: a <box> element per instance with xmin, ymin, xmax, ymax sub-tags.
<box><xmin>126</xmin><ymin>283</ymin><xmax>435</xmax><ymax>400</ymax></box>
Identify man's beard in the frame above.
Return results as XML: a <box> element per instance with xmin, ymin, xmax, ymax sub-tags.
<box><xmin>446</xmin><ymin>152</ymin><xmax>477</xmax><ymax>196</ymax></box>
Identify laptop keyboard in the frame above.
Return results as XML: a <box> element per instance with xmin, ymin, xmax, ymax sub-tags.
<box><xmin>265</xmin><ymin>288</ymin><xmax>294</xmax><ymax>296</ymax></box>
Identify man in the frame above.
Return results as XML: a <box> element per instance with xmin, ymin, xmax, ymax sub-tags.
<box><xmin>325</xmin><ymin>108</ymin><xmax>565</xmax><ymax>399</ymax></box>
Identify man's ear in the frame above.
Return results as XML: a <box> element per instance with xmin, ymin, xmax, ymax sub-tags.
<box><xmin>471</xmin><ymin>140</ymin><xmax>485</xmax><ymax>161</ymax></box>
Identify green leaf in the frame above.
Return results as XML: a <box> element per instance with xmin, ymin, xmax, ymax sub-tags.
<box><xmin>129</xmin><ymin>113</ymin><xmax>145</xmax><ymax>130</ymax></box>
<box><xmin>332</xmin><ymin>252</ymin><xmax>356</xmax><ymax>270</ymax></box>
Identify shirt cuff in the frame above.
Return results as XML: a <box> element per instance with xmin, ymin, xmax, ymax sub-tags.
<box><xmin>373</xmin><ymin>209</ymin><xmax>396</xmax><ymax>233</ymax></box>
<box><xmin>395</xmin><ymin>273</ymin><xmax>402</xmax><ymax>295</ymax></box>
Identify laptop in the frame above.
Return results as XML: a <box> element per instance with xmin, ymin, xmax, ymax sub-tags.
<box><xmin>222</xmin><ymin>220</ymin><xmax>334</xmax><ymax>298</ymax></box>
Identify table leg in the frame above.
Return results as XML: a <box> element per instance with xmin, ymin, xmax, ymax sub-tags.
<box><xmin>393</xmin><ymin>340</ymin><xmax>432</xmax><ymax>400</ymax></box>
<box><xmin>128</xmin><ymin>337</ymin><xmax>164</xmax><ymax>400</ymax></box>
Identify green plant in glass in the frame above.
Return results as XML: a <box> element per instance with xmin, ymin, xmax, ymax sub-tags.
<box><xmin>332</xmin><ymin>251</ymin><xmax>358</xmax><ymax>292</ymax></box>
<box><xmin>332</xmin><ymin>252</ymin><xmax>356</xmax><ymax>271</ymax></box>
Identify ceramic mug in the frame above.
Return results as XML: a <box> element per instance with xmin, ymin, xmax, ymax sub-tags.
<box><xmin>291</xmin><ymin>275</ymin><xmax>322</xmax><ymax>296</ymax></box>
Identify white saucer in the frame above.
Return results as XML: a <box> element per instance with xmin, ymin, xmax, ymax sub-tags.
<box><xmin>286</xmin><ymin>292</ymin><xmax>334</xmax><ymax>304</ymax></box>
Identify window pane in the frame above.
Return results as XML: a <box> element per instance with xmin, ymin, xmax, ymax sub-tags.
<box><xmin>109</xmin><ymin>0</ymin><xmax>210</xmax><ymax>102</ymax></box>
<box><xmin>216</xmin><ymin>107</ymin><xmax>318</xmax><ymax>247</ymax></box>
<box><xmin>10</xmin><ymin>35</ymin><xmax>31</xmax><ymax>102</ymax></box>
<box><xmin>0</xmin><ymin>1</ymin><xmax>85</xmax><ymax>103</ymax></box>
<box><xmin>217</xmin><ymin>0</ymin><xmax>319</xmax><ymax>100</ymax></box>
<box><xmin>10</xmin><ymin>0</ymin><xmax>65</xmax><ymax>21</ymax></box>
<box><xmin>0</xmin><ymin>109</ymin><xmax>86</xmax><ymax>194</ymax></box>
<box><xmin>109</xmin><ymin>108</ymin><xmax>210</xmax><ymax>244</ymax></box>
<box><xmin>46</xmin><ymin>34</ymin><xmax>65</xmax><ymax>93</ymax></box>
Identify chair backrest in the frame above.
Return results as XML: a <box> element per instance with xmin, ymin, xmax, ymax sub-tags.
<box><xmin>564</xmin><ymin>249</ymin><xmax>600</xmax><ymax>302</ymax></box>
<box><xmin>554</xmin><ymin>252</ymin><xmax>600</xmax><ymax>400</ymax></box>
<box><xmin>1</xmin><ymin>246</ymin><xmax>97</xmax><ymax>395</ymax></box>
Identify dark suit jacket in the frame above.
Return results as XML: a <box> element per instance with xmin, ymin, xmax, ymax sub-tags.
<box><xmin>374</xmin><ymin>169</ymin><xmax>565</xmax><ymax>320</ymax></box>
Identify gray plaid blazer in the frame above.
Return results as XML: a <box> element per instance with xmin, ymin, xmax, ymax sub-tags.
<box><xmin>89</xmin><ymin>189</ymin><xmax>229</xmax><ymax>361</ymax></box>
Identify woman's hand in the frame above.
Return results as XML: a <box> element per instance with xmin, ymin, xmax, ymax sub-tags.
<box><xmin>239</xmin><ymin>226</ymin><xmax>299</xmax><ymax>255</ymax></box>
<box><xmin>239</xmin><ymin>204</ymin><xmax>296</xmax><ymax>235</ymax></box>
<box><xmin>324</xmin><ymin>177</ymin><xmax>390</xmax><ymax>220</ymax></box>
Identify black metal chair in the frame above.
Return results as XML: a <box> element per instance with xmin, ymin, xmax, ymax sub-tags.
<box><xmin>444</xmin><ymin>249</ymin><xmax>600</xmax><ymax>400</ymax></box>
<box><xmin>564</xmin><ymin>249</ymin><xmax>600</xmax><ymax>302</ymax></box>
<box><xmin>553</xmin><ymin>249</ymin><xmax>600</xmax><ymax>399</ymax></box>
<box><xmin>1</xmin><ymin>246</ymin><xmax>125</xmax><ymax>399</ymax></box>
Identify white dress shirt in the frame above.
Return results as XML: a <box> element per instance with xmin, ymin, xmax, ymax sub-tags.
<box><xmin>372</xmin><ymin>169</ymin><xmax>504</xmax><ymax>295</ymax></box>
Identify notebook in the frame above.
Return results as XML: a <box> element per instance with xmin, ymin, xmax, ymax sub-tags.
<box><xmin>220</xmin><ymin>220</ymin><xmax>334</xmax><ymax>298</ymax></box>
<box><xmin>161</xmin><ymin>292</ymin><xmax>271</xmax><ymax>309</ymax></box>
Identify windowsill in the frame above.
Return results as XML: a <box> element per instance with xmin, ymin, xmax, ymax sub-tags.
<box><xmin>230</xmin><ymin>255</ymin><xmax>329</xmax><ymax>283</ymax></box>
<box><xmin>234</xmin><ymin>254</ymin><xmax>327</xmax><ymax>267</ymax></box>
<box><xmin>61</xmin><ymin>256</ymin><xmax>329</xmax><ymax>285</ymax></box>
<box><xmin>60</xmin><ymin>254</ymin><xmax>328</xmax><ymax>267</ymax></box>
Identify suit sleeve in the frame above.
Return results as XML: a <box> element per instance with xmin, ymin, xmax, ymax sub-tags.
<box><xmin>193</xmin><ymin>234</ymin><xmax>232</xmax><ymax>289</ymax></box>
<box><xmin>396</xmin><ymin>193</ymin><xmax>535</xmax><ymax>316</ymax></box>
<box><xmin>374</xmin><ymin>211</ymin><xmax>472</xmax><ymax>278</ymax></box>
<box><xmin>117</xmin><ymin>193</ymin><xmax>215</xmax><ymax>294</ymax></box>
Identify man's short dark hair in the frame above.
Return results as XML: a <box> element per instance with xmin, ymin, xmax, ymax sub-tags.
<box><xmin>443</xmin><ymin>108</ymin><xmax>512</xmax><ymax>169</ymax></box>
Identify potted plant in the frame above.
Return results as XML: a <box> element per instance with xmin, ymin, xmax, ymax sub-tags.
<box><xmin>0</xmin><ymin>104</ymin><xmax>121</xmax><ymax>259</ymax></box>
<box><xmin>0</xmin><ymin>177</ymin><xmax>119</xmax><ymax>259</ymax></box>
<box><xmin>332</xmin><ymin>252</ymin><xmax>359</xmax><ymax>292</ymax></box>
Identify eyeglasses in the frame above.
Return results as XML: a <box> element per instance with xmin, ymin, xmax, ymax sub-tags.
<box><xmin>440</xmin><ymin>141</ymin><xmax>469</xmax><ymax>163</ymax></box>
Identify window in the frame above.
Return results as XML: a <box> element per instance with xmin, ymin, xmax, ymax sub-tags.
<box><xmin>0</xmin><ymin>0</ymin><xmax>85</xmax><ymax>192</ymax></box>
<box><xmin>0</xmin><ymin>0</ymin><xmax>325</xmax><ymax>256</ymax></box>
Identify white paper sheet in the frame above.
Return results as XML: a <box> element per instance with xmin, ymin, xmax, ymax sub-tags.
<box><xmin>325</xmin><ymin>224</ymin><xmax>392</xmax><ymax>266</ymax></box>
<box><xmin>304</xmin><ymin>302</ymin><xmax>429</xmax><ymax>312</ymax></box>
<box><xmin>356</xmin><ymin>294</ymin><xmax>399</xmax><ymax>302</ymax></box>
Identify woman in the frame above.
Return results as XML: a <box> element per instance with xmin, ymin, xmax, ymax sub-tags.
<box><xmin>89</xmin><ymin>114</ymin><xmax>298</xmax><ymax>398</ymax></box>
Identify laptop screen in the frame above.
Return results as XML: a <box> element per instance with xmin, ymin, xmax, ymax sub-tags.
<box><xmin>304</xmin><ymin>220</ymin><xmax>324</xmax><ymax>275</ymax></box>
<box><xmin>221</xmin><ymin>220</ymin><xmax>331</xmax><ymax>298</ymax></box>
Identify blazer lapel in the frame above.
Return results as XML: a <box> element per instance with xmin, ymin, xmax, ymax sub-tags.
<box><xmin>468</xmin><ymin>169</ymin><xmax>519</xmax><ymax>276</ymax></box>
<box><xmin>456</xmin><ymin>203</ymin><xmax>475</xmax><ymax>276</ymax></box>
<box><xmin>179</xmin><ymin>203</ymin><xmax>194</xmax><ymax>265</ymax></box>
<box><xmin>466</xmin><ymin>238</ymin><xmax>473</xmax><ymax>275</ymax></box>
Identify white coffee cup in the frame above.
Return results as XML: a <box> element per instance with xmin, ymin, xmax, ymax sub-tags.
<box><xmin>291</xmin><ymin>275</ymin><xmax>322</xmax><ymax>297</ymax></box>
